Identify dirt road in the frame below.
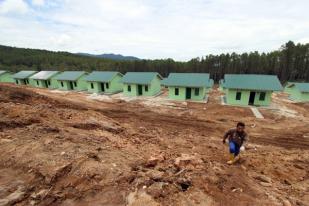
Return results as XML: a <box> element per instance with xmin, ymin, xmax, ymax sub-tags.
<box><xmin>0</xmin><ymin>83</ymin><xmax>308</xmax><ymax>206</ymax></box>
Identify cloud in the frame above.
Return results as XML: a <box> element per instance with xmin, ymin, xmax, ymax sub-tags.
<box><xmin>31</xmin><ymin>0</ymin><xmax>45</xmax><ymax>6</ymax></box>
<box><xmin>50</xmin><ymin>34</ymin><xmax>72</xmax><ymax>47</ymax></box>
<box><xmin>0</xmin><ymin>0</ymin><xmax>29</xmax><ymax>14</ymax></box>
<box><xmin>0</xmin><ymin>0</ymin><xmax>309</xmax><ymax>60</ymax></box>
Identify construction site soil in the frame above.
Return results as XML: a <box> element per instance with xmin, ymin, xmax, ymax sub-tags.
<box><xmin>0</xmin><ymin>83</ymin><xmax>308</xmax><ymax>206</ymax></box>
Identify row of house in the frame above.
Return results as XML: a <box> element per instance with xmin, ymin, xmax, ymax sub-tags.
<box><xmin>1</xmin><ymin>70</ymin><xmax>308</xmax><ymax>105</ymax></box>
<box><xmin>0</xmin><ymin>70</ymin><xmax>214</xmax><ymax>101</ymax></box>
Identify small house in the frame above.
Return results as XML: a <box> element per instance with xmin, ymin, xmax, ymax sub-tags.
<box><xmin>84</xmin><ymin>71</ymin><xmax>123</xmax><ymax>94</ymax></box>
<box><xmin>121</xmin><ymin>72</ymin><xmax>163</xmax><ymax>96</ymax></box>
<box><xmin>53</xmin><ymin>71</ymin><xmax>88</xmax><ymax>91</ymax></box>
<box><xmin>12</xmin><ymin>71</ymin><xmax>38</xmax><ymax>85</ymax></box>
<box><xmin>223</xmin><ymin>74</ymin><xmax>282</xmax><ymax>106</ymax></box>
<box><xmin>161</xmin><ymin>73</ymin><xmax>213</xmax><ymax>101</ymax></box>
<box><xmin>284</xmin><ymin>82</ymin><xmax>309</xmax><ymax>102</ymax></box>
<box><xmin>0</xmin><ymin>70</ymin><xmax>14</xmax><ymax>83</ymax></box>
<box><xmin>29</xmin><ymin>71</ymin><xmax>60</xmax><ymax>89</ymax></box>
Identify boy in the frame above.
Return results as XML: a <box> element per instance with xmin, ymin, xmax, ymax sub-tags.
<box><xmin>223</xmin><ymin>122</ymin><xmax>248</xmax><ymax>164</ymax></box>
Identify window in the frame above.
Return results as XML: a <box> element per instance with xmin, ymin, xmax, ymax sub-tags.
<box><xmin>37</xmin><ymin>80</ymin><xmax>39</xmax><ymax>86</ymax></box>
<box><xmin>145</xmin><ymin>85</ymin><xmax>148</xmax><ymax>92</ymax></box>
<box><xmin>61</xmin><ymin>81</ymin><xmax>64</xmax><ymax>87</ymax></box>
<box><xmin>259</xmin><ymin>92</ymin><xmax>266</xmax><ymax>101</ymax></box>
<box><xmin>175</xmin><ymin>88</ymin><xmax>179</xmax><ymax>95</ymax></box>
<box><xmin>236</xmin><ymin>91</ymin><xmax>241</xmax><ymax>100</ymax></box>
<box><xmin>91</xmin><ymin>83</ymin><xmax>94</xmax><ymax>89</ymax></box>
<box><xmin>195</xmin><ymin>88</ymin><xmax>199</xmax><ymax>96</ymax></box>
<box><xmin>48</xmin><ymin>80</ymin><xmax>51</xmax><ymax>86</ymax></box>
<box><xmin>106</xmin><ymin>83</ymin><xmax>109</xmax><ymax>89</ymax></box>
<box><xmin>128</xmin><ymin>85</ymin><xmax>131</xmax><ymax>92</ymax></box>
<box><xmin>74</xmin><ymin>82</ymin><xmax>77</xmax><ymax>87</ymax></box>
<box><xmin>25</xmin><ymin>79</ymin><xmax>29</xmax><ymax>84</ymax></box>
<box><xmin>15</xmin><ymin>80</ymin><xmax>18</xmax><ymax>84</ymax></box>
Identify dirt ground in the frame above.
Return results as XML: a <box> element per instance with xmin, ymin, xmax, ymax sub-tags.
<box><xmin>0</xmin><ymin>83</ymin><xmax>308</xmax><ymax>206</ymax></box>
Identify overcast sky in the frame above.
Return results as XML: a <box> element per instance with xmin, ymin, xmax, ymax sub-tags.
<box><xmin>0</xmin><ymin>0</ymin><xmax>308</xmax><ymax>60</ymax></box>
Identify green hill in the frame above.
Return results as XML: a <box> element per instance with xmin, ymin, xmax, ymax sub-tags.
<box><xmin>0</xmin><ymin>41</ymin><xmax>308</xmax><ymax>82</ymax></box>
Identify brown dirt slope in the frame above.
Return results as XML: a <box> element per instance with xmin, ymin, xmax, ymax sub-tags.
<box><xmin>0</xmin><ymin>83</ymin><xmax>308</xmax><ymax>206</ymax></box>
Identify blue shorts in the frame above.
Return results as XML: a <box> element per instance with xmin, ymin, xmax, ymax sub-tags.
<box><xmin>229</xmin><ymin>141</ymin><xmax>240</xmax><ymax>156</ymax></box>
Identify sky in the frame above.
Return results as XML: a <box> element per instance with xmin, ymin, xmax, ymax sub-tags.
<box><xmin>0</xmin><ymin>0</ymin><xmax>309</xmax><ymax>61</ymax></box>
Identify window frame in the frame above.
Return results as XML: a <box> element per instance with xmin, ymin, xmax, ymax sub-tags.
<box><xmin>194</xmin><ymin>88</ymin><xmax>199</xmax><ymax>96</ymax></box>
<box><xmin>259</xmin><ymin>92</ymin><xmax>266</xmax><ymax>101</ymax></box>
<box><xmin>236</xmin><ymin>91</ymin><xmax>242</xmax><ymax>100</ymax></box>
<box><xmin>175</xmin><ymin>88</ymin><xmax>179</xmax><ymax>96</ymax></box>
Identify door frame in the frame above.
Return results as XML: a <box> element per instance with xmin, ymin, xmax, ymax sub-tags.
<box><xmin>248</xmin><ymin>91</ymin><xmax>256</xmax><ymax>105</ymax></box>
<box><xmin>186</xmin><ymin>87</ymin><xmax>192</xmax><ymax>99</ymax></box>
<box><xmin>137</xmin><ymin>85</ymin><xmax>143</xmax><ymax>96</ymax></box>
<box><xmin>69</xmin><ymin>81</ymin><xmax>74</xmax><ymax>90</ymax></box>
<box><xmin>100</xmin><ymin>82</ymin><xmax>105</xmax><ymax>92</ymax></box>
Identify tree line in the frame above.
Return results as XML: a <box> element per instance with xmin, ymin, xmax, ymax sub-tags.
<box><xmin>0</xmin><ymin>41</ymin><xmax>308</xmax><ymax>82</ymax></box>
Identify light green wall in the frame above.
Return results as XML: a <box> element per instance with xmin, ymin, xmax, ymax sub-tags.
<box><xmin>123</xmin><ymin>83</ymin><xmax>138</xmax><ymax>96</ymax></box>
<box><xmin>31</xmin><ymin>73</ymin><xmax>60</xmax><ymax>89</ymax></box>
<box><xmin>31</xmin><ymin>79</ymin><xmax>58</xmax><ymax>89</ymax></box>
<box><xmin>0</xmin><ymin>73</ymin><xmax>14</xmax><ymax>83</ymax></box>
<box><xmin>287</xmin><ymin>86</ymin><xmax>309</xmax><ymax>102</ymax></box>
<box><xmin>149</xmin><ymin>76</ymin><xmax>161</xmax><ymax>95</ymax></box>
<box><xmin>57</xmin><ymin>80</ymin><xmax>70</xmax><ymax>90</ymax></box>
<box><xmin>226</xmin><ymin>89</ymin><xmax>272</xmax><ymax>106</ymax></box>
<box><xmin>14</xmin><ymin>78</ymin><xmax>33</xmax><ymax>86</ymax></box>
<box><xmin>49</xmin><ymin>78</ymin><xmax>59</xmax><ymax>89</ymax></box>
<box><xmin>15</xmin><ymin>79</ymin><xmax>26</xmax><ymax>85</ymax></box>
<box><xmin>167</xmin><ymin>86</ymin><xmax>207</xmax><ymax>101</ymax></box>
<box><xmin>33</xmin><ymin>79</ymin><xmax>48</xmax><ymax>88</ymax></box>
<box><xmin>56</xmin><ymin>74</ymin><xmax>88</xmax><ymax>91</ymax></box>
<box><xmin>301</xmin><ymin>92</ymin><xmax>309</xmax><ymax>101</ymax></box>
<box><xmin>109</xmin><ymin>75</ymin><xmax>123</xmax><ymax>93</ymax></box>
<box><xmin>123</xmin><ymin>76</ymin><xmax>161</xmax><ymax>97</ymax></box>
<box><xmin>87</xmin><ymin>81</ymin><xmax>101</xmax><ymax>93</ymax></box>
<box><xmin>168</xmin><ymin>86</ymin><xmax>186</xmax><ymax>100</ymax></box>
<box><xmin>87</xmin><ymin>74</ymin><xmax>123</xmax><ymax>94</ymax></box>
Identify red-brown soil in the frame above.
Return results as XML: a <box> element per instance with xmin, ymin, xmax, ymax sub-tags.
<box><xmin>0</xmin><ymin>83</ymin><xmax>308</xmax><ymax>206</ymax></box>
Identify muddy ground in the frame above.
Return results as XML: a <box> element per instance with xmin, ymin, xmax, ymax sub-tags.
<box><xmin>0</xmin><ymin>83</ymin><xmax>308</xmax><ymax>206</ymax></box>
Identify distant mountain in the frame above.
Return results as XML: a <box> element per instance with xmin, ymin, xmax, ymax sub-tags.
<box><xmin>77</xmin><ymin>53</ymin><xmax>140</xmax><ymax>61</ymax></box>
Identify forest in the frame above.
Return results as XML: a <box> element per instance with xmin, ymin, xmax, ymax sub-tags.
<box><xmin>0</xmin><ymin>41</ymin><xmax>308</xmax><ymax>82</ymax></box>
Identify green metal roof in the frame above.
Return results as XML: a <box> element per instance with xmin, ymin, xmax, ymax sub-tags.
<box><xmin>121</xmin><ymin>72</ymin><xmax>163</xmax><ymax>84</ymax></box>
<box><xmin>84</xmin><ymin>71</ymin><xmax>122</xmax><ymax>82</ymax></box>
<box><xmin>54</xmin><ymin>71</ymin><xmax>86</xmax><ymax>81</ymax></box>
<box><xmin>162</xmin><ymin>73</ymin><xmax>212</xmax><ymax>88</ymax></box>
<box><xmin>289</xmin><ymin>83</ymin><xmax>309</xmax><ymax>93</ymax></box>
<box><xmin>30</xmin><ymin>71</ymin><xmax>60</xmax><ymax>80</ymax></box>
<box><xmin>12</xmin><ymin>71</ymin><xmax>37</xmax><ymax>79</ymax></box>
<box><xmin>224</xmin><ymin>74</ymin><xmax>283</xmax><ymax>91</ymax></box>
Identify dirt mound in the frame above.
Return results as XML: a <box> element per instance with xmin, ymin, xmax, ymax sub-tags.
<box><xmin>0</xmin><ymin>83</ymin><xmax>308</xmax><ymax>206</ymax></box>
